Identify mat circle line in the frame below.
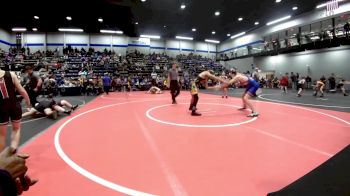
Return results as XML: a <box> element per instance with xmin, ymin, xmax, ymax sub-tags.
<box><xmin>146</xmin><ymin>103</ymin><xmax>257</xmax><ymax>128</ymax></box>
<box><xmin>54</xmin><ymin>99</ymin><xmax>350</xmax><ymax>196</ymax></box>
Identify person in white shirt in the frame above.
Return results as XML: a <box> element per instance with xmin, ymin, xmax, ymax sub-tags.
<box><xmin>297</xmin><ymin>77</ymin><xmax>306</xmax><ymax>97</ymax></box>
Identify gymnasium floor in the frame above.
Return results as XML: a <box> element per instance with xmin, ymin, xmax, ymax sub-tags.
<box><xmin>12</xmin><ymin>89</ymin><xmax>350</xmax><ymax>196</ymax></box>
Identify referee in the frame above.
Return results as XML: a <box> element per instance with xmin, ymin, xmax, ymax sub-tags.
<box><xmin>168</xmin><ymin>63</ymin><xmax>180</xmax><ymax>104</ymax></box>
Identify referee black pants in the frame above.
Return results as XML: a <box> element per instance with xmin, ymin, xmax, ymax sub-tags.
<box><xmin>170</xmin><ymin>80</ymin><xmax>180</xmax><ymax>102</ymax></box>
<box><xmin>27</xmin><ymin>89</ymin><xmax>38</xmax><ymax>105</ymax></box>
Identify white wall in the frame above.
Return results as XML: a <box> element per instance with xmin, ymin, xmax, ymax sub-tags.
<box><xmin>65</xmin><ymin>33</ymin><xmax>89</xmax><ymax>50</ymax></box>
<box><xmin>0</xmin><ymin>29</ymin><xmax>12</xmax><ymax>51</ymax></box>
<box><xmin>165</xmin><ymin>39</ymin><xmax>181</xmax><ymax>57</ymax></box>
<box><xmin>224</xmin><ymin>46</ymin><xmax>350</xmax><ymax>79</ymax></box>
<box><xmin>90</xmin><ymin>34</ymin><xmax>112</xmax><ymax>52</ymax></box>
<box><xmin>222</xmin><ymin>57</ymin><xmax>254</xmax><ymax>73</ymax></box>
<box><xmin>255</xmin><ymin>46</ymin><xmax>350</xmax><ymax>79</ymax></box>
<box><xmin>218</xmin><ymin>2</ymin><xmax>350</xmax><ymax>54</ymax></box>
<box><xmin>23</xmin><ymin>33</ymin><xmax>46</xmax><ymax>52</ymax></box>
<box><xmin>112</xmin><ymin>35</ymin><xmax>128</xmax><ymax>55</ymax></box>
<box><xmin>150</xmin><ymin>40</ymin><xmax>165</xmax><ymax>54</ymax></box>
<box><xmin>4</xmin><ymin>32</ymin><xmax>218</xmax><ymax>58</ymax></box>
<box><xmin>47</xmin><ymin>33</ymin><xmax>64</xmax><ymax>55</ymax></box>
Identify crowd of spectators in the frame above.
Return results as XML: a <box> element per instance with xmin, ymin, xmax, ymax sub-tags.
<box><xmin>0</xmin><ymin>47</ymin><xmax>224</xmax><ymax>96</ymax></box>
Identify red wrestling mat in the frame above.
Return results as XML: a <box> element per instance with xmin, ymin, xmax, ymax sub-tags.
<box><xmin>21</xmin><ymin>92</ymin><xmax>350</xmax><ymax>196</ymax></box>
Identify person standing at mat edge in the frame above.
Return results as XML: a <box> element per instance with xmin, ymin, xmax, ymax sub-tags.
<box><xmin>0</xmin><ymin>69</ymin><xmax>31</xmax><ymax>150</ymax></box>
<box><xmin>103</xmin><ymin>73</ymin><xmax>112</xmax><ymax>95</ymax></box>
<box><xmin>168</xmin><ymin>63</ymin><xmax>180</xmax><ymax>104</ymax></box>
<box><xmin>22</xmin><ymin>66</ymin><xmax>42</xmax><ymax>105</ymax></box>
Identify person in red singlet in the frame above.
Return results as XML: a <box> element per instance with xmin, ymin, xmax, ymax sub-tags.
<box><xmin>0</xmin><ymin>69</ymin><xmax>31</xmax><ymax>150</ymax></box>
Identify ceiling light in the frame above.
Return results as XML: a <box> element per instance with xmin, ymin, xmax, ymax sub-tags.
<box><xmin>140</xmin><ymin>34</ymin><xmax>161</xmax><ymax>39</ymax></box>
<box><xmin>66</xmin><ymin>16</ymin><xmax>72</xmax><ymax>21</ymax></box>
<box><xmin>176</xmin><ymin>36</ymin><xmax>193</xmax><ymax>40</ymax></box>
<box><xmin>100</xmin><ymin>30</ymin><xmax>123</xmax><ymax>34</ymax></box>
<box><xmin>58</xmin><ymin>28</ymin><xmax>83</xmax><ymax>32</ymax></box>
<box><xmin>192</xmin><ymin>28</ymin><xmax>196</xmax><ymax>32</ymax></box>
<box><xmin>212</xmin><ymin>31</ymin><xmax>216</xmax><ymax>34</ymax></box>
<box><xmin>141</xmin><ymin>0</ymin><xmax>146</xmax><ymax>2</ymax></box>
<box><xmin>255</xmin><ymin>21</ymin><xmax>259</xmax><ymax>25</ymax></box>
<box><xmin>227</xmin><ymin>34</ymin><xmax>231</xmax><ymax>37</ymax></box>
<box><xmin>276</xmin><ymin>0</ymin><xmax>281</xmax><ymax>3</ymax></box>
<box><xmin>34</xmin><ymin>16</ymin><xmax>39</xmax><ymax>20</ymax></box>
<box><xmin>238</xmin><ymin>17</ymin><xmax>243</xmax><ymax>21</ymax></box>
<box><xmin>215</xmin><ymin>11</ymin><xmax>220</xmax><ymax>16</ymax></box>
<box><xmin>205</xmin><ymin>39</ymin><xmax>220</xmax><ymax>44</ymax></box>
<box><xmin>266</xmin><ymin>15</ymin><xmax>291</xmax><ymax>26</ymax></box>
<box><xmin>12</xmin><ymin>28</ymin><xmax>27</xmax><ymax>32</ymax></box>
<box><xmin>181</xmin><ymin>4</ymin><xmax>186</xmax><ymax>9</ymax></box>
<box><xmin>98</xmin><ymin>18</ymin><xmax>103</xmax><ymax>22</ymax></box>
<box><xmin>316</xmin><ymin>0</ymin><xmax>344</xmax><ymax>9</ymax></box>
<box><xmin>32</xmin><ymin>28</ymin><xmax>38</xmax><ymax>31</ymax></box>
<box><xmin>135</xmin><ymin>22</ymin><xmax>139</xmax><ymax>25</ymax></box>
<box><xmin>231</xmin><ymin>32</ymin><xmax>246</xmax><ymax>39</ymax></box>
<box><xmin>292</xmin><ymin>6</ymin><xmax>298</xmax><ymax>10</ymax></box>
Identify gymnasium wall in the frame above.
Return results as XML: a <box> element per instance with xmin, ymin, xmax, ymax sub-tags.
<box><xmin>23</xmin><ymin>33</ymin><xmax>46</xmax><ymax>52</ymax></box>
<box><xmin>0</xmin><ymin>28</ymin><xmax>13</xmax><ymax>51</ymax></box>
<box><xmin>255</xmin><ymin>46</ymin><xmax>350</xmax><ymax>79</ymax></box>
<box><xmin>224</xmin><ymin>46</ymin><xmax>350</xmax><ymax>80</ymax></box>
<box><xmin>217</xmin><ymin>2</ymin><xmax>350</xmax><ymax>55</ymax></box>
<box><xmin>221</xmin><ymin>57</ymin><xmax>255</xmax><ymax>73</ymax></box>
<box><xmin>46</xmin><ymin>33</ymin><xmax>64</xmax><ymax>53</ymax></box>
<box><xmin>3</xmin><ymin>32</ymin><xmax>217</xmax><ymax>58</ymax></box>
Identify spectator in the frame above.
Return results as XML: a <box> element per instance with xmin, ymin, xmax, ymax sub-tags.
<box><xmin>280</xmin><ymin>73</ymin><xmax>289</xmax><ymax>93</ymax></box>
<box><xmin>344</xmin><ymin>22</ymin><xmax>350</xmax><ymax>38</ymax></box>
<box><xmin>306</xmin><ymin>75</ymin><xmax>312</xmax><ymax>89</ymax></box>
<box><xmin>328</xmin><ymin>73</ymin><xmax>336</xmax><ymax>91</ymax></box>
<box><xmin>0</xmin><ymin>69</ymin><xmax>31</xmax><ymax>150</ymax></box>
<box><xmin>102</xmin><ymin>73</ymin><xmax>112</xmax><ymax>95</ymax></box>
<box><xmin>22</xmin><ymin>66</ymin><xmax>42</xmax><ymax>105</ymax></box>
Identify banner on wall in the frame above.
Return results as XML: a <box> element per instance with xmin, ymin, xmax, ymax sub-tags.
<box><xmin>128</xmin><ymin>37</ymin><xmax>150</xmax><ymax>46</ymax></box>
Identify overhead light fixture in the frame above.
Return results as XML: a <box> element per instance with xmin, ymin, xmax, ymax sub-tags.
<box><xmin>238</xmin><ymin>17</ymin><xmax>243</xmax><ymax>21</ymax></box>
<box><xmin>141</xmin><ymin>0</ymin><xmax>146</xmax><ymax>2</ymax></box>
<box><xmin>227</xmin><ymin>34</ymin><xmax>231</xmax><ymax>37</ymax></box>
<box><xmin>276</xmin><ymin>0</ymin><xmax>282</xmax><ymax>3</ymax></box>
<box><xmin>100</xmin><ymin>30</ymin><xmax>123</xmax><ymax>34</ymax></box>
<box><xmin>34</xmin><ymin>16</ymin><xmax>39</xmax><ymax>20</ymax></box>
<box><xmin>192</xmin><ymin>28</ymin><xmax>197</xmax><ymax>32</ymax></box>
<box><xmin>230</xmin><ymin>32</ymin><xmax>246</xmax><ymax>39</ymax></box>
<box><xmin>316</xmin><ymin>0</ymin><xmax>343</xmax><ymax>9</ymax></box>
<box><xmin>32</xmin><ymin>28</ymin><xmax>38</xmax><ymax>31</ymax></box>
<box><xmin>292</xmin><ymin>6</ymin><xmax>298</xmax><ymax>10</ymax></box>
<box><xmin>255</xmin><ymin>21</ymin><xmax>259</xmax><ymax>25</ymax></box>
<box><xmin>215</xmin><ymin>11</ymin><xmax>220</xmax><ymax>16</ymax></box>
<box><xmin>176</xmin><ymin>36</ymin><xmax>193</xmax><ymax>40</ymax></box>
<box><xmin>66</xmin><ymin>16</ymin><xmax>72</xmax><ymax>21</ymax></box>
<box><xmin>205</xmin><ymin>39</ymin><xmax>220</xmax><ymax>44</ymax></box>
<box><xmin>266</xmin><ymin>15</ymin><xmax>291</xmax><ymax>26</ymax></box>
<box><xmin>12</xmin><ymin>28</ymin><xmax>27</xmax><ymax>32</ymax></box>
<box><xmin>181</xmin><ymin>4</ymin><xmax>186</xmax><ymax>9</ymax></box>
<box><xmin>212</xmin><ymin>31</ymin><xmax>216</xmax><ymax>35</ymax></box>
<box><xmin>135</xmin><ymin>22</ymin><xmax>139</xmax><ymax>25</ymax></box>
<box><xmin>58</xmin><ymin>28</ymin><xmax>83</xmax><ymax>32</ymax></box>
<box><xmin>98</xmin><ymin>18</ymin><xmax>103</xmax><ymax>22</ymax></box>
<box><xmin>140</xmin><ymin>34</ymin><xmax>161</xmax><ymax>39</ymax></box>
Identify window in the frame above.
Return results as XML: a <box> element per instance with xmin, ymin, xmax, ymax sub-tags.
<box><xmin>334</xmin><ymin>15</ymin><xmax>350</xmax><ymax>37</ymax></box>
<box><xmin>322</xmin><ymin>18</ymin><xmax>333</xmax><ymax>31</ymax></box>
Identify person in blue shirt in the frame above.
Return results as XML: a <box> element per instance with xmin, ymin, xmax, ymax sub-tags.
<box><xmin>102</xmin><ymin>73</ymin><xmax>112</xmax><ymax>95</ymax></box>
